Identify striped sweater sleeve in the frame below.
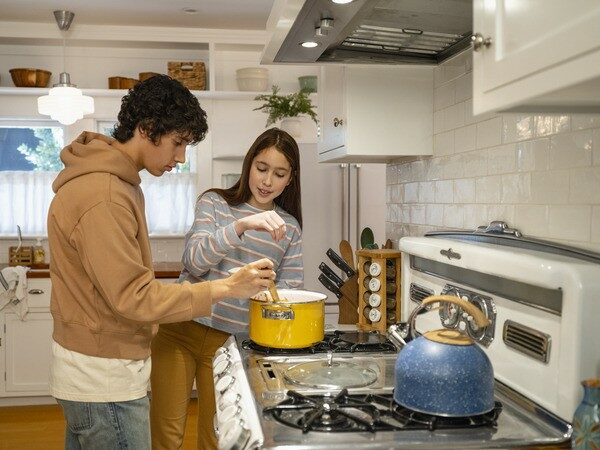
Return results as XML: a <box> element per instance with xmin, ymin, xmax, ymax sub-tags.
<box><xmin>276</xmin><ymin>224</ymin><xmax>304</xmax><ymax>289</ymax></box>
<box><xmin>182</xmin><ymin>193</ymin><xmax>242</xmax><ymax>278</ymax></box>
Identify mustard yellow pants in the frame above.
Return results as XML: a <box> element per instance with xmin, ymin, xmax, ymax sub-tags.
<box><xmin>150</xmin><ymin>321</ymin><xmax>229</xmax><ymax>450</ymax></box>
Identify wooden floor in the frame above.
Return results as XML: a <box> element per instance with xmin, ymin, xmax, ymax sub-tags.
<box><xmin>0</xmin><ymin>399</ymin><xmax>199</xmax><ymax>449</ymax></box>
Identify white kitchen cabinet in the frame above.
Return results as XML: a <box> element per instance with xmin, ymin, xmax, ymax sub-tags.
<box><xmin>0</xmin><ymin>278</ymin><xmax>52</xmax><ymax>399</ymax></box>
<box><xmin>472</xmin><ymin>0</ymin><xmax>600</xmax><ymax>115</ymax></box>
<box><xmin>317</xmin><ymin>65</ymin><xmax>433</xmax><ymax>163</ymax></box>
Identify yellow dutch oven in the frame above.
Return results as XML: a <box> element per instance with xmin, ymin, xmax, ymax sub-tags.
<box><xmin>249</xmin><ymin>289</ymin><xmax>326</xmax><ymax>348</ymax></box>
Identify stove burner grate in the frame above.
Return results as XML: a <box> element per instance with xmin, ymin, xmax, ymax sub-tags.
<box><xmin>242</xmin><ymin>331</ymin><xmax>397</xmax><ymax>355</ymax></box>
<box><xmin>263</xmin><ymin>389</ymin><xmax>502</xmax><ymax>433</ymax></box>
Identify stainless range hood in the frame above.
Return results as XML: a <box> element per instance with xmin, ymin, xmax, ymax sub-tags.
<box><xmin>262</xmin><ymin>0</ymin><xmax>472</xmax><ymax>65</ymax></box>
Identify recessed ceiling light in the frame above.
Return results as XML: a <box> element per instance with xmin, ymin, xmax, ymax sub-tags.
<box><xmin>301</xmin><ymin>41</ymin><xmax>319</xmax><ymax>48</ymax></box>
<box><xmin>332</xmin><ymin>0</ymin><xmax>354</xmax><ymax>4</ymax></box>
<box><xmin>182</xmin><ymin>7</ymin><xmax>198</xmax><ymax>14</ymax></box>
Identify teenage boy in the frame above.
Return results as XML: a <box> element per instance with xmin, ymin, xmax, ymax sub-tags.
<box><xmin>47</xmin><ymin>75</ymin><xmax>275</xmax><ymax>450</ymax></box>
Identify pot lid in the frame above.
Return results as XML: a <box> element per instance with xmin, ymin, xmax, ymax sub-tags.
<box><xmin>283</xmin><ymin>360</ymin><xmax>378</xmax><ymax>389</ymax></box>
<box><xmin>250</xmin><ymin>289</ymin><xmax>327</xmax><ymax>304</ymax></box>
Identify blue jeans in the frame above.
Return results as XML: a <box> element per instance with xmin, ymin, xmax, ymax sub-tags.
<box><xmin>57</xmin><ymin>396</ymin><xmax>151</xmax><ymax>450</ymax></box>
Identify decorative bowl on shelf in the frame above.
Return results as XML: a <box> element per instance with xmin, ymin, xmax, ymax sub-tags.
<box><xmin>298</xmin><ymin>75</ymin><xmax>317</xmax><ymax>93</ymax></box>
<box><xmin>236</xmin><ymin>67</ymin><xmax>269</xmax><ymax>91</ymax></box>
<box><xmin>9</xmin><ymin>68</ymin><xmax>52</xmax><ymax>87</ymax></box>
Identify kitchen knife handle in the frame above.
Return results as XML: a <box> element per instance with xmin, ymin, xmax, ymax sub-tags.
<box><xmin>326</xmin><ymin>248</ymin><xmax>356</xmax><ymax>278</ymax></box>
<box><xmin>318</xmin><ymin>262</ymin><xmax>344</xmax><ymax>288</ymax></box>
<box><xmin>318</xmin><ymin>274</ymin><xmax>343</xmax><ymax>298</ymax></box>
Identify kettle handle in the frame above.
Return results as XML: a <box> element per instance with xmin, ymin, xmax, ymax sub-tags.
<box><xmin>408</xmin><ymin>295</ymin><xmax>490</xmax><ymax>339</ymax></box>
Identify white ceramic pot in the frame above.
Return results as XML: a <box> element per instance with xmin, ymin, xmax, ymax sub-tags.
<box><xmin>280</xmin><ymin>118</ymin><xmax>302</xmax><ymax>138</ymax></box>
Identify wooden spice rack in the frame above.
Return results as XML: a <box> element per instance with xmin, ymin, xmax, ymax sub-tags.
<box><xmin>356</xmin><ymin>248</ymin><xmax>402</xmax><ymax>333</ymax></box>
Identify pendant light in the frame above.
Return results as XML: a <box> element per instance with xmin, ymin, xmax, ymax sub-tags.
<box><xmin>38</xmin><ymin>11</ymin><xmax>94</xmax><ymax>125</ymax></box>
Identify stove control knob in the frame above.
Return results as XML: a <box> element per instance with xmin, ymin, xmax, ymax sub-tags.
<box><xmin>215</xmin><ymin>374</ymin><xmax>236</xmax><ymax>394</ymax></box>
<box><xmin>213</xmin><ymin>358</ymin><xmax>232</xmax><ymax>377</ymax></box>
<box><xmin>214</xmin><ymin>347</ymin><xmax>230</xmax><ymax>358</ymax></box>
<box><xmin>219</xmin><ymin>404</ymin><xmax>243</xmax><ymax>425</ymax></box>
<box><xmin>218</xmin><ymin>419</ymin><xmax>251</xmax><ymax>450</ymax></box>
<box><xmin>213</xmin><ymin>352</ymin><xmax>231</xmax><ymax>370</ymax></box>
<box><xmin>218</xmin><ymin>392</ymin><xmax>241</xmax><ymax>411</ymax></box>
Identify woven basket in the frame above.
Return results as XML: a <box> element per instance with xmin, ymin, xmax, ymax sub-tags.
<box><xmin>9</xmin><ymin>246</ymin><xmax>33</xmax><ymax>266</ymax></box>
<box><xmin>168</xmin><ymin>61</ymin><xmax>206</xmax><ymax>91</ymax></box>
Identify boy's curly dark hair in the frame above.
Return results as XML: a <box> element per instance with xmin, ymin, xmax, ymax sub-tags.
<box><xmin>112</xmin><ymin>75</ymin><xmax>208</xmax><ymax>145</ymax></box>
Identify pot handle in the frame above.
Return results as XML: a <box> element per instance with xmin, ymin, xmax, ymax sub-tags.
<box><xmin>408</xmin><ymin>295</ymin><xmax>490</xmax><ymax>339</ymax></box>
<box><xmin>261</xmin><ymin>303</ymin><xmax>295</xmax><ymax>321</ymax></box>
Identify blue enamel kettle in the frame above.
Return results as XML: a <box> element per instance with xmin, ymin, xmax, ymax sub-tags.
<box><xmin>393</xmin><ymin>295</ymin><xmax>495</xmax><ymax>417</ymax></box>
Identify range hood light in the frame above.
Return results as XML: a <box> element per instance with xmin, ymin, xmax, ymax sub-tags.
<box><xmin>331</xmin><ymin>0</ymin><xmax>354</xmax><ymax>4</ymax></box>
<box><xmin>301</xmin><ymin>41</ymin><xmax>319</xmax><ymax>48</ymax></box>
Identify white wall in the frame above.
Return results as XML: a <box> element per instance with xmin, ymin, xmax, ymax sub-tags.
<box><xmin>385</xmin><ymin>50</ymin><xmax>600</xmax><ymax>253</ymax></box>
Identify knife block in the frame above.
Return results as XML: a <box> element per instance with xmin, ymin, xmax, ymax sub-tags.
<box><xmin>356</xmin><ymin>249</ymin><xmax>401</xmax><ymax>334</ymax></box>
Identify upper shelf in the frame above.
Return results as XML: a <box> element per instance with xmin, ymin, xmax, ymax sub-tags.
<box><xmin>0</xmin><ymin>87</ymin><xmax>309</xmax><ymax>101</ymax></box>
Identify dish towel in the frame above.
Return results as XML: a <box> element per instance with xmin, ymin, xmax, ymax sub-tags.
<box><xmin>0</xmin><ymin>265</ymin><xmax>30</xmax><ymax>320</ymax></box>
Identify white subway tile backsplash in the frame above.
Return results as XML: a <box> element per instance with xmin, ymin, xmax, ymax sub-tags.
<box><xmin>434</xmin><ymin>83</ymin><xmax>455</xmax><ymax>111</ymax></box>
<box><xmin>454</xmin><ymin>124</ymin><xmax>477</xmax><ymax>153</ymax></box>
<box><xmin>534</xmin><ymin>115</ymin><xmax>570</xmax><ymax>137</ymax></box>
<box><xmin>418</xmin><ymin>181</ymin><xmax>435</xmax><ymax>203</ymax></box>
<box><xmin>569</xmin><ymin>167</ymin><xmax>600</xmax><ymax>204</ymax></box>
<box><xmin>426</xmin><ymin>204</ymin><xmax>445</xmax><ymax>226</ymax></box>
<box><xmin>502</xmin><ymin>115</ymin><xmax>533</xmax><ymax>143</ymax></box>
<box><xmin>501</xmin><ymin>173</ymin><xmax>531</xmax><ymax>204</ymax></box>
<box><xmin>593</xmin><ymin>128</ymin><xmax>600</xmax><ymax>166</ymax></box>
<box><xmin>443</xmin><ymin>204</ymin><xmax>465</xmax><ymax>228</ymax></box>
<box><xmin>592</xmin><ymin>206</ymin><xmax>600</xmax><ymax>243</ymax></box>
<box><xmin>386</xmin><ymin>50</ymin><xmax>600</xmax><ymax>251</ymax></box>
<box><xmin>488</xmin><ymin>144</ymin><xmax>516</xmax><ymax>174</ymax></box>
<box><xmin>454</xmin><ymin>178</ymin><xmax>476</xmax><ymax>203</ymax></box>
<box><xmin>515</xmin><ymin>205</ymin><xmax>549</xmax><ymax>236</ymax></box>
<box><xmin>455</xmin><ymin>72</ymin><xmax>472</xmax><ymax>103</ymax></box>
<box><xmin>386</xmin><ymin>165</ymin><xmax>399</xmax><ymax>185</ymax></box>
<box><xmin>487</xmin><ymin>204</ymin><xmax>515</xmax><ymax>226</ymax></box>
<box><xmin>434</xmin><ymin>131</ymin><xmax>454</xmax><ymax>156</ymax></box>
<box><xmin>434</xmin><ymin>180</ymin><xmax>454</xmax><ymax>203</ymax></box>
<box><xmin>434</xmin><ymin>110</ymin><xmax>444</xmax><ymax>134</ymax></box>
<box><xmin>530</xmin><ymin>170</ymin><xmax>570</xmax><ymax>204</ymax></box>
<box><xmin>462</xmin><ymin>149</ymin><xmax>488</xmax><ymax>177</ymax></box>
<box><xmin>516</xmin><ymin>139</ymin><xmax>549</xmax><ymax>172</ymax></box>
<box><xmin>476</xmin><ymin>117</ymin><xmax>502</xmax><ymax>149</ymax></box>
<box><xmin>410</xmin><ymin>205</ymin><xmax>427</xmax><ymax>225</ymax></box>
<box><xmin>476</xmin><ymin>175</ymin><xmax>502</xmax><ymax>203</ymax></box>
<box><xmin>547</xmin><ymin>206</ymin><xmax>591</xmax><ymax>241</ymax></box>
<box><xmin>463</xmin><ymin>204</ymin><xmax>488</xmax><ymax>229</ymax></box>
<box><xmin>549</xmin><ymin>130</ymin><xmax>593</xmax><ymax>170</ymax></box>
<box><xmin>442</xmin><ymin>154</ymin><xmax>466</xmax><ymax>179</ymax></box>
<box><xmin>571</xmin><ymin>115</ymin><xmax>600</xmax><ymax>131</ymax></box>
<box><xmin>404</xmin><ymin>182</ymin><xmax>419</xmax><ymax>203</ymax></box>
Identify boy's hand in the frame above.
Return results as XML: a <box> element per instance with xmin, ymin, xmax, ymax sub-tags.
<box><xmin>212</xmin><ymin>258</ymin><xmax>275</xmax><ymax>300</ymax></box>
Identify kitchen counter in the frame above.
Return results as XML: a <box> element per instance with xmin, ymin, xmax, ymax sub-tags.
<box><xmin>0</xmin><ymin>261</ymin><xmax>183</xmax><ymax>279</ymax></box>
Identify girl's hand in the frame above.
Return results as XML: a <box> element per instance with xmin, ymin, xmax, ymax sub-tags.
<box><xmin>234</xmin><ymin>211</ymin><xmax>287</xmax><ymax>241</ymax></box>
<box><xmin>224</xmin><ymin>258</ymin><xmax>275</xmax><ymax>298</ymax></box>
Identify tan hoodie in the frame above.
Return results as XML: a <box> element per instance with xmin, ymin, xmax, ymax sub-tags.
<box><xmin>48</xmin><ymin>132</ymin><xmax>211</xmax><ymax>359</ymax></box>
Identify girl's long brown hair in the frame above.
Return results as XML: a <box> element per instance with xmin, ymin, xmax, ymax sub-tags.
<box><xmin>204</xmin><ymin>127</ymin><xmax>302</xmax><ymax>228</ymax></box>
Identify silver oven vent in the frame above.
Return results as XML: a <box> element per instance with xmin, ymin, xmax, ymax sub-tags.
<box><xmin>503</xmin><ymin>320</ymin><xmax>551</xmax><ymax>363</ymax></box>
<box><xmin>410</xmin><ymin>283</ymin><xmax>434</xmax><ymax>304</ymax></box>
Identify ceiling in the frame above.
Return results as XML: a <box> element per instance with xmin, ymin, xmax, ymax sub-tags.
<box><xmin>0</xmin><ymin>0</ymin><xmax>275</xmax><ymax>29</ymax></box>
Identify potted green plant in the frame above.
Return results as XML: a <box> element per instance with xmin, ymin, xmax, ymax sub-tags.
<box><xmin>253</xmin><ymin>85</ymin><xmax>318</xmax><ymax>137</ymax></box>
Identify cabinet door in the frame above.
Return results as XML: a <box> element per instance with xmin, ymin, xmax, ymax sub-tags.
<box><xmin>473</xmin><ymin>0</ymin><xmax>600</xmax><ymax>114</ymax></box>
<box><xmin>318</xmin><ymin>65</ymin><xmax>346</xmax><ymax>157</ymax></box>
<box><xmin>4</xmin><ymin>312</ymin><xmax>53</xmax><ymax>394</ymax></box>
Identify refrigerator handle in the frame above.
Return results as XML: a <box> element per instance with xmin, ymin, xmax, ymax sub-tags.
<box><xmin>340</xmin><ymin>163</ymin><xmax>348</xmax><ymax>240</ymax></box>
<box><xmin>354</xmin><ymin>164</ymin><xmax>361</xmax><ymax>251</ymax></box>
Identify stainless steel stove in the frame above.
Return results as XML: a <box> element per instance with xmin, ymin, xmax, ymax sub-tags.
<box><xmin>211</xmin><ymin>222</ymin><xmax>598</xmax><ymax>449</ymax></box>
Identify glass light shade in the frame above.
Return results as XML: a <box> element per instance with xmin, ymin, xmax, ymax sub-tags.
<box><xmin>38</xmin><ymin>86</ymin><xmax>94</xmax><ymax>125</ymax></box>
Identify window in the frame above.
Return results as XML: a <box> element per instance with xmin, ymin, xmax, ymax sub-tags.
<box><xmin>0</xmin><ymin>122</ymin><xmax>65</xmax><ymax>237</ymax></box>
<box><xmin>97</xmin><ymin>121</ymin><xmax>198</xmax><ymax>236</ymax></box>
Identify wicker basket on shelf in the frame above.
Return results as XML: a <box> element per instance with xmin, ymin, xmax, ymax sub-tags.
<box><xmin>9</xmin><ymin>246</ymin><xmax>34</xmax><ymax>266</ymax></box>
<box><xmin>167</xmin><ymin>61</ymin><xmax>206</xmax><ymax>91</ymax></box>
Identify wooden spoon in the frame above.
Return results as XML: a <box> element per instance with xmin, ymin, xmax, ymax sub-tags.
<box><xmin>268</xmin><ymin>280</ymin><xmax>281</xmax><ymax>303</ymax></box>
<box><xmin>339</xmin><ymin>239</ymin><xmax>356</xmax><ymax>272</ymax></box>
